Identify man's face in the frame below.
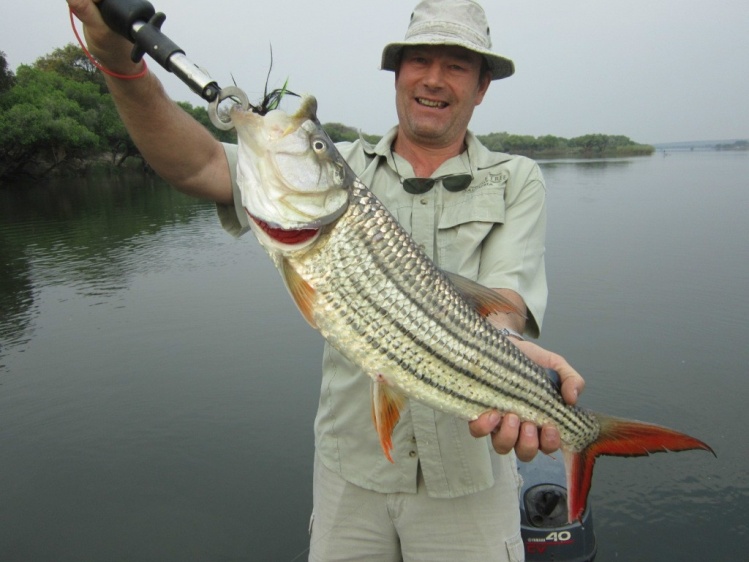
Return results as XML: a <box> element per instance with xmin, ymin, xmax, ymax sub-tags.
<box><xmin>395</xmin><ymin>45</ymin><xmax>490</xmax><ymax>149</ymax></box>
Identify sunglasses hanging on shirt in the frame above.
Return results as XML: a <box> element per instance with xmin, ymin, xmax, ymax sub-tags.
<box><xmin>390</xmin><ymin>149</ymin><xmax>474</xmax><ymax>194</ymax></box>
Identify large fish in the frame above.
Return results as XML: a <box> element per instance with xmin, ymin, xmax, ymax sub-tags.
<box><xmin>228</xmin><ymin>95</ymin><xmax>713</xmax><ymax>522</ymax></box>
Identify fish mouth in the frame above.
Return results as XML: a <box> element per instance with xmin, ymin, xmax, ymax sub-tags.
<box><xmin>248</xmin><ymin>213</ymin><xmax>320</xmax><ymax>246</ymax></box>
<box><xmin>416</xmin><ymin>97</ymin><xmax>448</xmax><ymax>109</ymax></box>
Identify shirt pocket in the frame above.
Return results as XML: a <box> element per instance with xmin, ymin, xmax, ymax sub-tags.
<box><xmin>505</xmin><ymin>531</ymin><xmax>526</xmax><ymax>562</ymax></box>
<box><xmin>437</xmin><ymin>186</ymin><xmax>506</xmax><ymax>277</ymax></box>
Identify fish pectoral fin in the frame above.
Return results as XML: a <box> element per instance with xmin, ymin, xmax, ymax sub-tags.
<box><xmin>281</xmin><ymin>258</ymin><xmax>317</xmax><ymax>329</ymax></box>
<box><xmin>370</xmin><ymin>379</ymin><xmax>407</xmax><ymax>464</ymax></box>
<box><xmin>445</xmin><ymin>272</ymin><xmax>526</xmax><ymax>319</ymax></box>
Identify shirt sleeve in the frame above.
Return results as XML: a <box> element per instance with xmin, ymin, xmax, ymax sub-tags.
<box><xmin>215</xmin><ymin>142</ymin><xmax>252</xmax><ymax>238</ymax></box>
<box><xmin>477</xmin><ymin>159</ymin><xmax>548</xmax><ymax>337</ymax></box>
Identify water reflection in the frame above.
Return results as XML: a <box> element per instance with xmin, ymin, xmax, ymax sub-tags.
<box><xmin>538</xmin><ymin>157</ymin><xmax>635</xmax><ymax>169</ymax></box>
<box><xmin>0</xmin><ymin>175</ymin><xmax>213</xmax><ymax>365</ymax></box>
<box><xmin>0</xmin><ymin>152</ymin><xmax>747</xmax><ymax>561</ymax></box>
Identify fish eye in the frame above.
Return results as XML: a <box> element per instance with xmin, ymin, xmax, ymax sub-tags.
<box><xmin>312</xmin><ymin>139</ymin><xmax>327</xmax><ymax>153</ymax></box>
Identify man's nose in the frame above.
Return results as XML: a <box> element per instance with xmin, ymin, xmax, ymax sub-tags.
<box><xmin>422</xmin><ymin>62</ymin><xmax>446</xmax><ymax>88</ymax></box>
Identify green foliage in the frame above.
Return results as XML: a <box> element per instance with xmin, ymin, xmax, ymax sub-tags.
<box><xmin>0</xmin><ymin>51</ymin><xmax>15</xmax><ymax>93</ymax></box>
<box><xmin>177</xmin><ymin>102</ymin><xmax>237</xmax><ymax>144</ymax></box>
<box><xmin>323</xmin><ymin>122</ymin><xmax>359</xmax><ymax>143</ymax></box>
<box><xmin>34</xmin><ymin>43</ymin><xmax>106</xmax><ymax>93</ymax></box>
<box><xmin>0</xmin><ymin>42</ymin><xmax>655</xmax><ymax>183</ymax></box>
<box><xmin>0</xmin><ymin>66</ymin><xmax>101</xmax><ymax>178</ymax></box>
<box><xmin>537</xmin><ymin>135</ymin><xmax>569</xmax><ymax>151</ymax></box>
<box><xmin>323</xmin><ymin>122</ymin><xmax>380</xmax><ymax>145</ymax></box>
<box><xmin>0</xmin><ymin>45</ymin><xmax>145</xmax><ymax>180</ymax></box>
<box><xmin>477</xmin><ymin>131</ymin><xmax>653</xmax><ymax>158</ymax></box>
<box><xmin>567</xmin><ymin>133</ymin><xmax>654</xmax><ymax>156</ymax></box>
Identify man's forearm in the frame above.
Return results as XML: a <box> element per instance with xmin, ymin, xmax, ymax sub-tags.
<box><xmin>68</xmin><ymin>0</ymin><xmax>233</xmax><ymax>204</ymax></box>
<box><xmin>104</xmin><ymin>71</ymin><xmax>233</xmax><ymax>204</ymax></box>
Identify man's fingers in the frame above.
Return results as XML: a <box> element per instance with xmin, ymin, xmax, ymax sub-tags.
<box><xmin>468</xmin><ymin>410</ymin><xmax>500</xmax><ymax>438</ymax></box>
<box><xmin>489</xmin><ymin>413</ymin><xmax>520</xmax><ymax>455</ymax></box>
<box><xmin>512</xmin><ymin>422</ymin><xmax>540</xmax><ymax>461</ymax></box>
<box><xmin>470</xmin><ymin>412</ymin><xmax>562</xmax><ymax>458</ymax></box>
<box><xmin>539</xmin><ymin>425</ymin><xmax>560</xmax><ymax>454</ymax></box>
<box><xmin>559</xmin><ymin>367</ymin><xmax>585</xmax><ymax>405</ymax></box>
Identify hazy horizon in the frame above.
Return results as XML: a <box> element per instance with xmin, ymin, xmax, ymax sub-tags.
<box><xmin>4</xmin><ymin>1</ymin><xmax>748</xmax><ymax>145</ymax></box>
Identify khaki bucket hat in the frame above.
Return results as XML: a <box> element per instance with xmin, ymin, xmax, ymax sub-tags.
<box><xmin>381</xmin><ymin>0</ymin><xmax>515</xmax><ymax>80</ymax></box>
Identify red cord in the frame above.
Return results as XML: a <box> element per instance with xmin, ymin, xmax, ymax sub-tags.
<box><xmin>69</xmin><ymin>6</ymin><xmax>148</xmax><ymax>80</ymax></box>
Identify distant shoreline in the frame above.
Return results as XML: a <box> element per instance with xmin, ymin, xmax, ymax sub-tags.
<box><xmin>652</xmin><ymin>139</ymin><xmax>748</xmax><ymax>152</ymax></box>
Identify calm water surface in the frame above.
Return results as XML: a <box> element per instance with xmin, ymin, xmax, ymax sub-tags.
<box><xmin>1</xmin><ymin>151</ymin><xmax>747</xmax><ymax>561</ymax></box>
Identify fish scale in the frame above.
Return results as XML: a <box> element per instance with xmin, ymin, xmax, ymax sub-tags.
<box><xmin>291</xmin><ymin>178</ymin><xmax>601</xmax><ymax>452</ymax></box>
<box><xmin>229</xmin><ymin>95</ymin><xmax>713</xmax><ymax>522</ymax></box>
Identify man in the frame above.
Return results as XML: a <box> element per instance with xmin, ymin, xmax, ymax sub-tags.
<box><xmin>68</xmin><ymin>0</ymin><xmax>585</xmax><ymax>560</ymax></box>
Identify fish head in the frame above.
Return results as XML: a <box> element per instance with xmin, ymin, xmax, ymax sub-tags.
<box><xmin>229</xmin><ymin>95</ymin><xmax>353</xmax><ymax>250</ymax></box>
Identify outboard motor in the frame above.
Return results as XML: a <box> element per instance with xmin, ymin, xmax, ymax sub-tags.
<box><xmin>518</xmin><ymin>453</ymin><xmax>597</xmax><ymax>561</ymax></box>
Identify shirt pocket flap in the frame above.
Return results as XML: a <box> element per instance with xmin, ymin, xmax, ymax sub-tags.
<box><xmin>439</xmin><ymin>187</ymin><xmax>506</xmax><ymax>230</ymax></box>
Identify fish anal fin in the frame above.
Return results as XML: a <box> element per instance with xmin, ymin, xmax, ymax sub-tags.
<box><xmin>445</xmin><ymin>272</ymin><xmax>526</xmax><ymax>319</ymax></box>
<box><xmin>563</xmin><ymin>414</ymin><xmax>715</xmax><ymax>523</ymax></box>
<box><xmin>370</xmin><ymin>379</ymin><xmax>407</xmax><ymax>463</ymax></box>
<box><xmin>281</xmin><ymin>258</ymin><xmax>317</xmax><ymax>329</ymax></box>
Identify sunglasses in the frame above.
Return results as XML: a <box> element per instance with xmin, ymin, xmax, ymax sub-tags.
<box><xmin>401</xmin><ymin>173</ymin><xmax>474</xmax><ymax>194</ymax></box>
<box><xmin>391</xmin><ymin>148</ymin><xmax>474</xmax><ymax>194</ymax></box>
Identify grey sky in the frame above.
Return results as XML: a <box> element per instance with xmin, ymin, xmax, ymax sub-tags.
<box><xmin>4</xmin><ymin>0</ymin><xmax>748</xmax><ymax>143</ymax></box>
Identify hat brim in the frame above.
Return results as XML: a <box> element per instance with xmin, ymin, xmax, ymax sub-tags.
<box><xmin>381</xmin><ymin>37</ymin><xmax>515</xmax><ymax>81</ymax></box>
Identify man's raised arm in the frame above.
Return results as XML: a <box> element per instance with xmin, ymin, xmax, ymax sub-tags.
<box><xmin>67</xmin><ymin>0</ymin><xmax>233</xmax><ymax>204</ymax></box>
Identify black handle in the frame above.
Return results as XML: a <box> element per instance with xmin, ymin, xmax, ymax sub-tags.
<box><xmin>98</xmin><ymin>0</ymin><xmax>184</xmax><ymax>66</ymax></box>
<box><xmin>96</xmin><ymin>0</ymin><xmax>220</xmax><ymax>102</ymax></box>
<box><xmin>546</xmin><ymin>369</ymin><xmax>562</xmax><ymax>393</ymax></box>
<box><xmin>98</xmin><ymin>0</ymin><xmax>155</xmax><ymax>43</ymax></box>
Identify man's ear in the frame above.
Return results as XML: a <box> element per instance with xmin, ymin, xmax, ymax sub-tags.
<box><xmin>475</xmin><ymin>73</ymin><xmax>491</xmax><ymax>106</ymax></box>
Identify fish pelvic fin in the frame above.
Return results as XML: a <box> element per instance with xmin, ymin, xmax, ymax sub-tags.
<box><xmin>445</xmin><ymin>272</ymin><xmax>526</xmax><ymax>319</ymax></box>
<box><xmin>563</xmin><ymin>414</ymin><xmax>715</xmax><ymax>523</ymax></box>
<box><xmin>281</xmin><ymin>258</ymin><xmax>317</xmax><ymax>329</ymax></box>
<box><xmin>370</xmin><ymin>380</ymin><xmax>407</xmax><ymax>464</ymax></box>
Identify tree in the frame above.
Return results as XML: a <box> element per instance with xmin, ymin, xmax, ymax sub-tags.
<box><xmin>322</xmin><ymin>122</ymin><xmax>379</xmax><ymax>145</ymax></box>
<box><xmin>537</xmin><ymin>135</ymin><xmax>568</xmax><ymax>152</ymax></box>
<box><xmin>323</xmin><ymin>122</ymin><xmax>360</xmax><ymax>143</ymax></box>
<box><xmin>177</xmin><ymin>101</ymin><xmax>237</xmax><ymax>144</ymax></box>
<box><xmin>0</xmin><ymin>45</ymin><xmax>150</xmax><ymax>179</ymax></box>
<box><xmin>0</xmin><ymin>50</ymin><xmax>15</xmax><ymax>93</ymax></box>
<box><xmin>476</xmin><ymin>132</ymin><xmax>506</xmax><ymax>152</ymax></box>
<box><xmin>34</xmin><ymin>43</ymin><xmax>106</xmax><ymax>93</ymax></box>
<box><xmin>502</xmin><ymin>134</ymin><xmax>538</xmax><ymax>153</ymax></box>
<box><xmin>36</xmin><ymin>45</ymin><xmax>143</xmax><ymax>167</ymax></box>
<box><xmin>0</xmin><ymin>66</ymin><xmax>100</xmax><ymax>178</ymax></box>
<box><xmin>570</xmin><ymin>134</ymin><xmax>609</xmax><ymax>154</ymax></box>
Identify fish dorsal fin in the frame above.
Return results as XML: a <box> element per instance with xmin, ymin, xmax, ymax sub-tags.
<box><xmin>445</xmin><ymin>272</ymin><xmax>526</xmax><ymax>320</ymax></box>
<box><xmin>370</xmin><ymin>380</ymin><xmax>407</xmax><ymax>464</ymax></box>
<box><xmin>281</xmin><ymin>258</ymin><xmax>317</xmax><ymax>329</ymax></box>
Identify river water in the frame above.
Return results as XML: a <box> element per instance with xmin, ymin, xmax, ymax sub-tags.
<box><xmin>1</xmin><ymin>150</ymin><xmax>747</xmax><ymax>561</ymax></box>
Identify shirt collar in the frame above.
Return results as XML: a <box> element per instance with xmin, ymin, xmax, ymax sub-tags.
<box><xmin>361</xmin><ymin>127</ymin><xmax>514</xmax><ymax>176</ymax></box>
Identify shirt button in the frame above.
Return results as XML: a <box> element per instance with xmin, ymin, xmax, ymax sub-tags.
<box><xmin>409</xmin><ymin>450</ymin><xmax>417</xmax><ymax>458</ymax></box>
<box><xmin>420</xmin><ymin>198</ymin><xmax>428</xmax><ymax>205</ymax></box>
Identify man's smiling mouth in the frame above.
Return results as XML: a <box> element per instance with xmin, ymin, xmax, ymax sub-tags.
<box><xmin>417</xmin><ymin>97</ymin><xmax>448</xmax><ymax>109</ymax></box>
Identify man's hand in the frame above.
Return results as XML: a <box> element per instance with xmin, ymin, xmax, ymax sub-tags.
<box><xmin>468</xmin><ymin>339</ymin><xmax>585</xmax><ymax>461</ymax></box>
<box><xmin>68</xmin><ymin>0</ymin><xmax>143</xmax><ymax>76</ymax></box>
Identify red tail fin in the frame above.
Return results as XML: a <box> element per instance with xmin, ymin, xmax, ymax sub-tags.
<box><xmin>562</xmin><ymin>414</ymin><xmax>714</xmax><ymax>522</ymax></box>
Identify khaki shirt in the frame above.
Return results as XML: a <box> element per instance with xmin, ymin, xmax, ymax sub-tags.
<box><xmin>218</xmin><ymin>127</ymin><xmax>548</xmax><ymax>498</ymax></box>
